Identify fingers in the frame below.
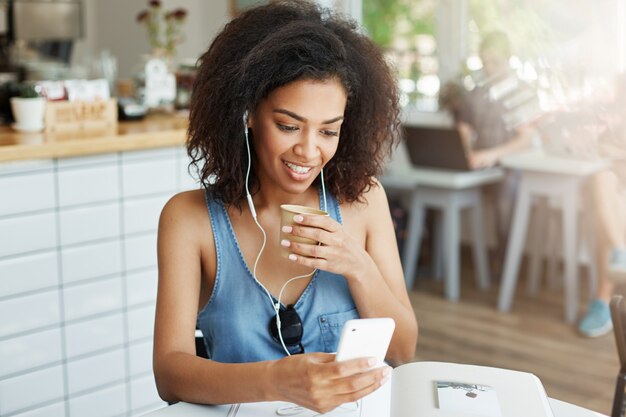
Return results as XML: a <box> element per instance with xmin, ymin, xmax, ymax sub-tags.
<box><xmin>307</xmin><ymin>356</ymin><xmax>380</xmax><ymax>382</ymax></box>
<box><xmin>326</xmin><ymin>357</ymin><xmax>378</xmax><ymax>378</ymax></box>
<box><xmin>292</xmin><ymin>213</ymin><xmax>339</xmax><ymax>233</ymax></box>
<box><xmin>277</xmin><ymin>355</ymin><xmax>389</xmax><ymax>415</ymax></box>
<box><xmin>333</xmin><ymin>365</ymin><xmax>392</xmax><ymax>395</ymax></box>
<box><xmin>313</xmin><ymin>365</ymin><xmax>391</xmax><ymax>414</ymax></box>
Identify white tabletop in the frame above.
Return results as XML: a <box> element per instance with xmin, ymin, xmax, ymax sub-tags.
<box><xmin>140</xmin><ymin>397</ymin><xmax>606</xmax><ymax>417</ymax></box>
<box><xmin>382</xmin><ymin>166</ymin><xmax>504</xmax><ymax>190</ymax></box>
<box><xmin>500</xmin><ymin>150</ymin><xmax>609</xmax><ymax>176</ymax></box>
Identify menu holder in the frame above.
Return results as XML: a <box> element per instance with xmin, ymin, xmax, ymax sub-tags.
<box><xmin>44</xmin><ymin>98</ymin><xmax>118</xmax><ymax>134</ymax></box>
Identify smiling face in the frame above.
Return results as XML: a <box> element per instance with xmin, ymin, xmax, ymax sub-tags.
<box><xmin>248</xmin><ymin>77</ymin><xmax>348</xmax><ymax>197</ymax></box>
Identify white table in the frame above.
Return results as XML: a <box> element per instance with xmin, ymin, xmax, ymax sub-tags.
<box><xmin>382</xmin><ymin>166</ymin><xmax>503</xmax><ymax>300</ymax></box>
<box><xmin>497</xmin><ymin>150</ymin><xmax>608</xmax><ymax>322</ymax></box>
<box><xmin>139</xmin><ymin>397</ymin><xmax>607</xmax><ymax>417</ymax></box>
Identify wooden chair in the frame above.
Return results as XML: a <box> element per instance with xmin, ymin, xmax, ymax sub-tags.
<box><xmin>610</xmin><ymin>295</ymin><xmax>626</xmax><ymax>417</ymax></box>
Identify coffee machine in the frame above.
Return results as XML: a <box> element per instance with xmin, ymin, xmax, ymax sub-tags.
<box><xmin>0</xmin><ymin>0</ymin><xmax>83</xmax><ymax>122</ymax></box>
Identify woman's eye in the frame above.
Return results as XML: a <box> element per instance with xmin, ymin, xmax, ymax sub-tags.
<box><xmin>321</xmin><ymin>130</ymin><xmax>339</xmax><ymax>137</ymax></box>
<box><xmin>277</xmin><ymin>124</ymin><xmax>299</xmax><ymax>132</ymax></box>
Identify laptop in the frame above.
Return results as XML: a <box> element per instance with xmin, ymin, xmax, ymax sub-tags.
<box><xmin>403</xmin><ymin>126</ymin><xmax>472</xmax><ymax>171</ymax></box>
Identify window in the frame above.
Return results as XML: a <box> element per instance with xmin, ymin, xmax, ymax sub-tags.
<box><xmin>362</xmin><ymin>0</ymin><xmax>439</xmax><ymax>109</ymax></box>
<box><xmin>360</xmin><ymin>0</ymin><xmax>625</xmax><ymax>111</ymax></box>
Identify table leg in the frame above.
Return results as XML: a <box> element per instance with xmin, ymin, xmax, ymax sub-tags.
<box><xmin>527</xmin><ymin>196</ymin><xmax>548</xmax><ymax>295</ymax></box>
<box><xmin>402</xmin><ymin>189</ymin><xmax>425</xmax><ymax>289</ymax></box>
<box><xmin>547</xmin><ymin>206</ymin><xmax>563</xmax><ymax>290</ymax></box>
<box><xmin>562</xmin><ymin>180</ymin><xmax>579</xmax><ymax>324</ymax></box>
<box><xmin>498</xmin><ymin>178</ymin><xmax>532</xmax><ymax>312</ymax></box>
<box><xmin>433</xmin><ymin>211</ymin><xmax>444</xmax><ymax>281</ymax></box>
<box><xmin>444</xmin><ymin>193</ymin><xmax>461</xmax><ymax>301</ymax></box>
<box><xmin>470</xmin><ymin>191</ymin><xmax>490</xmax><ymax>290</ymax></box>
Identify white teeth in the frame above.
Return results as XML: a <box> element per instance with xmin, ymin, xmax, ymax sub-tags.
<box><xmin>284</xmin><ymin>161</ymin><xmax>312</xmax><ymax>174</ymax></box>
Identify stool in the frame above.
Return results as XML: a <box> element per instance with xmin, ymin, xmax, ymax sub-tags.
<box><xmin>525</xmin><ymin>196</ymin><xmax>598</xmax><ymax>298</ymax></box>
<box><xmin>497</xmin><ymin>150</ymin><xmax>608</xmax><ymax>323</ymax></box>
<box><xmin>384</xmin><ymin>167</ymin><xmax>503</xmax><ymax>301</ymax></box>
<box><xmin>403</xmin><ymin>186</ymin><xmax>490</xmax><ymax>300</ymax></box>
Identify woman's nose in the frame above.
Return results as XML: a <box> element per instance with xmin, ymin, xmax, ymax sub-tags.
<box><xmin>293</xmin><ymin>130</ymin><xmax>318</xmax><ymax>158</ymax></box>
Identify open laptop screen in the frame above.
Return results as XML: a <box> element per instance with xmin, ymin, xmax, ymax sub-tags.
<box><xmin>403</xmin><ymin>126</ymin><xmax>471</xmax><ymax>171</ymax></box>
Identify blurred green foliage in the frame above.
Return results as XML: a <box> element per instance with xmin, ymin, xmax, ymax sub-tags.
<box><xmin>362</xmin><ymin>0</ymin><xmax>435</xmax><ymax>49</ymax></box>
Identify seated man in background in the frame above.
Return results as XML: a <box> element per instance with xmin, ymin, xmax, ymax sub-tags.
<box><xmin>443</xmin><ymin>31</ymin><xmax>537</xmax><ymax>170</ymax></box>
<box><xmin>440</xmin><ymin>31</ymin><xmax>538</xmax><ymax>250</ymax></box>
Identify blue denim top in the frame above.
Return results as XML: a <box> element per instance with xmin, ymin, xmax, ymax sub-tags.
<box><xmin>197</xmin><ymin>189</ymin><xmax>359</xmax><ymax>363</ymax></box>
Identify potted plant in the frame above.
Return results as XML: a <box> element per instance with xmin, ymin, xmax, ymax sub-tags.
<box><xmin>10</xmin><ymin>84</ymin><xmax>46</xmax><ymax>132</ymax></box>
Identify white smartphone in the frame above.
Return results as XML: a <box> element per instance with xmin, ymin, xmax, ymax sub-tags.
<box><xmin>335</xmin><ymin>318</ymin><xmax>395</xmax><ymax>368</ymax></box>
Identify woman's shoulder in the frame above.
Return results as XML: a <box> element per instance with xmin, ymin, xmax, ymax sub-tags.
<box><xmin>340</xmin><ymin>177</ymin><xmax>389</xmax><ymax>219</ymax></box>
<box><xmin>162</xmin><ymin>189</ymin><xmax>207</xmax><ymax>214</ymax></box>
<box><xmin>159</xmin><ymin>189</ymin><xmax>210</xmax><ymax>236</ymax></box>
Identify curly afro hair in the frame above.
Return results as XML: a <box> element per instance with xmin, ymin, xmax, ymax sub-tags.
<box><xmin>187</xmin><ymin>0</ymin><xmax>400</xmax><ymax>206</ymax></box>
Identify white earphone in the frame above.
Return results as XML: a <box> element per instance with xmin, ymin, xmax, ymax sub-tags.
<box><xmin>243</xmin><ymin>110</ymin><xmax>326</xmax><ymax>356</ymax></box>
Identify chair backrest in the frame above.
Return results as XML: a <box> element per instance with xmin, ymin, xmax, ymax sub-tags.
<box><xmin>610</xmin><ymin>295</ymin><xmax>626</xmax><ymax>417</ymax></box>
<box><xmin>195</xmin><ymin>328</ymin><xmax>209</xmax><ymax>359</ymax></box>
<box><xmin>611</xmin><ymin>295</ymin><xmax>626</xmax><ymax>372</ymax></box>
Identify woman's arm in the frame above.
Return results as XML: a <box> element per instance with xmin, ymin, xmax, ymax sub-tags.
<box><xmin>283</xmin><ymin>180</ymin><xmax>418</xmax><ymax>366</ymax></box>
<box><xmin>349</xmin><ymin>181</ymin><xmax>418</xmax><ymax>364</ymax></box>
<box><xmin>153</xmin><ymin>192</ymin><xmax>389</xmax><ymax>412</ymax></box>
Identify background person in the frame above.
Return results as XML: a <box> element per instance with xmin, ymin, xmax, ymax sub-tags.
<box><xmin>574</xmin><ymin>77</ymin><xmax>626</xmax><ymax>337</ymax></box>
<box><xmin>440</xmin><ymin>31</ymin><xmax>539</xmax><ymax>263</ymax></box>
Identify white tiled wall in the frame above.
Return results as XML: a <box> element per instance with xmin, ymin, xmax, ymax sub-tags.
<box><xmin>0</xmin><ymin>212</ymin><xmax>57</xmax><ymax>257</ymax></box>
<box><xmin>0</xmin><ymin>366</ymin><xmax>65</xmax><ymax>415</ymax></box>
<box><xmin>0</xmin><ymin>327</ymin><xmax>63</xmax><ymax>377</ymax></box>
<box><xmin>61</xmin><ymin>240</ymin><xmax>123</xmax><ymax>284</ymax></box>
<box><xmin>0</xmin><ymin>146</ymin><xmax>198</xmax><ymax>417</ymax></box>
<box><xmin>57</xmin><ymin>164</ymin><xmax>120</xmax><ymax>207</ymax></box>
<box><xmin>0</xmin><ymin>251</ymin><xmax>59</xmax><ymax>297</ymax></box>
<box><xmin>0</xmin><ymin>291</ymin><xmax>61</xmax><ymax>338</ymax></box>
<box><xmin>64</xmin><ymin>313</ymin><xmax>125</xmax><ymax>359</ymax></box>
<box><xmin>0</xmin><ymin>171</ymin><xmax>55</xmax><ymax>216</ymax></box>
<box><xmin>66</xmin><ymin>349</ymin><xmax>126</xmax><ymax>395</ymax></box>
<box><xmin>68</xmin><ymin>383</ymin><xmax>127</xmax><ymax>417</ymax></box>
<box><xmin>59</xmin><ymin>203</ymin><xmax>121</xmax><ymax>246</ymax></box>
<box><xmin>12</xmin><ymin>402</ymin><xmax>66</xmax><ymax>417</ymax></box>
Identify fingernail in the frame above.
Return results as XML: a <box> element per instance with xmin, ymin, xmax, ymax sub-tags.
<box><xmin>281</xmin><ymin>225</ymin><xmax>292</xmax><ymax>233</ymax></box>
<box><xmin>382</xmin><ymin>366</ymin><xmax>392</xmax><ymax>377</ymax></box>
<box><xmin>281</xmin><ymin>239</ymin><xmax>291</xmax><ymax>247</ymax></box>
<box><xmin>367</xmin><ymin>358</ymin><xmax>377</xmax><ymax>367</ymax></box>
<box><xmin>288</xmin><ymin>254</ymin><xmax>297</xmax><ymax>261</ymax></box>
<box><xmin>381</xmin><ymin>375</ymin><xmax>391</xmax><ymax>385</ymax></box>
<box><xmin>293</xmin><ymin>215</ymin><xmax>304</xmax><ymax>223</ymax></box>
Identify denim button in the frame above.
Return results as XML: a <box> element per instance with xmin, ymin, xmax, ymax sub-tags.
<box><xmin>320</xmin><ymin>317</ymin><xmax>326</xmax><ymax>323</ymax></box>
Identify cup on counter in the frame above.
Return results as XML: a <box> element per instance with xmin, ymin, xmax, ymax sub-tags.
<box><xmin>279</xmin><ymin>204</ymin><xmax>328</xmax><ymax>259</ymax></box>
<box><xmin>10</xmin><ymin>97</ymin><xmax>46</xmax><ymax>133</ymax></box>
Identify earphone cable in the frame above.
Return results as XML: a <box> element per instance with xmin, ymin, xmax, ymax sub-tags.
<box><xmin>243</xmin><ymin>111</ymin><xmax>324</xmax><ymax>356</ymax></box>
<box><xmin>244</xmin><ymin>113</ymin><xmax>276</xmax><ymax>309</ymax></box>
<box><xmin>320</xmin><ymin>167</ymin><xmax>327</xmax><ymax>213</ymax></box>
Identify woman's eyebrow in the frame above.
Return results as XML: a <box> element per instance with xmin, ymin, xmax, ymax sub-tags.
<box><xmin>273</xmin><ymin>108</ymin><xmax>344</xmax><ymax>124</ymax></box>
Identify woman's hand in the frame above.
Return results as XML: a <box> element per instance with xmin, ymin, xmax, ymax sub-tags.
<box><xmin>268</xmin><ymin>353</ymin><xmax>391</xmax><ymax>414</ymax></box>
<box><xmin>280</xmin><ymin>214</ymin><xmax>369</xmax><ymax>280</ymax></box>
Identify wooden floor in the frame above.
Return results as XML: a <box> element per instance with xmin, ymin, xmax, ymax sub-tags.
<box><xmin>408</xmin><ymin>260</ymin><xmax>619</xmax><ymax>415</ymax></box>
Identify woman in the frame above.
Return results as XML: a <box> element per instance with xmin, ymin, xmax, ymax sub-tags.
<box><xmin>153</xmin><ymin>1</ymin><xmax>417</xmax><ymax>413</ymax></box>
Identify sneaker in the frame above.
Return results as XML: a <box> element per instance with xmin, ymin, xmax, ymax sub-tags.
<box><xmin>578</xmin><ymin>300</ymin><xmax>613</xmax><ymax>338</ymax></box>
